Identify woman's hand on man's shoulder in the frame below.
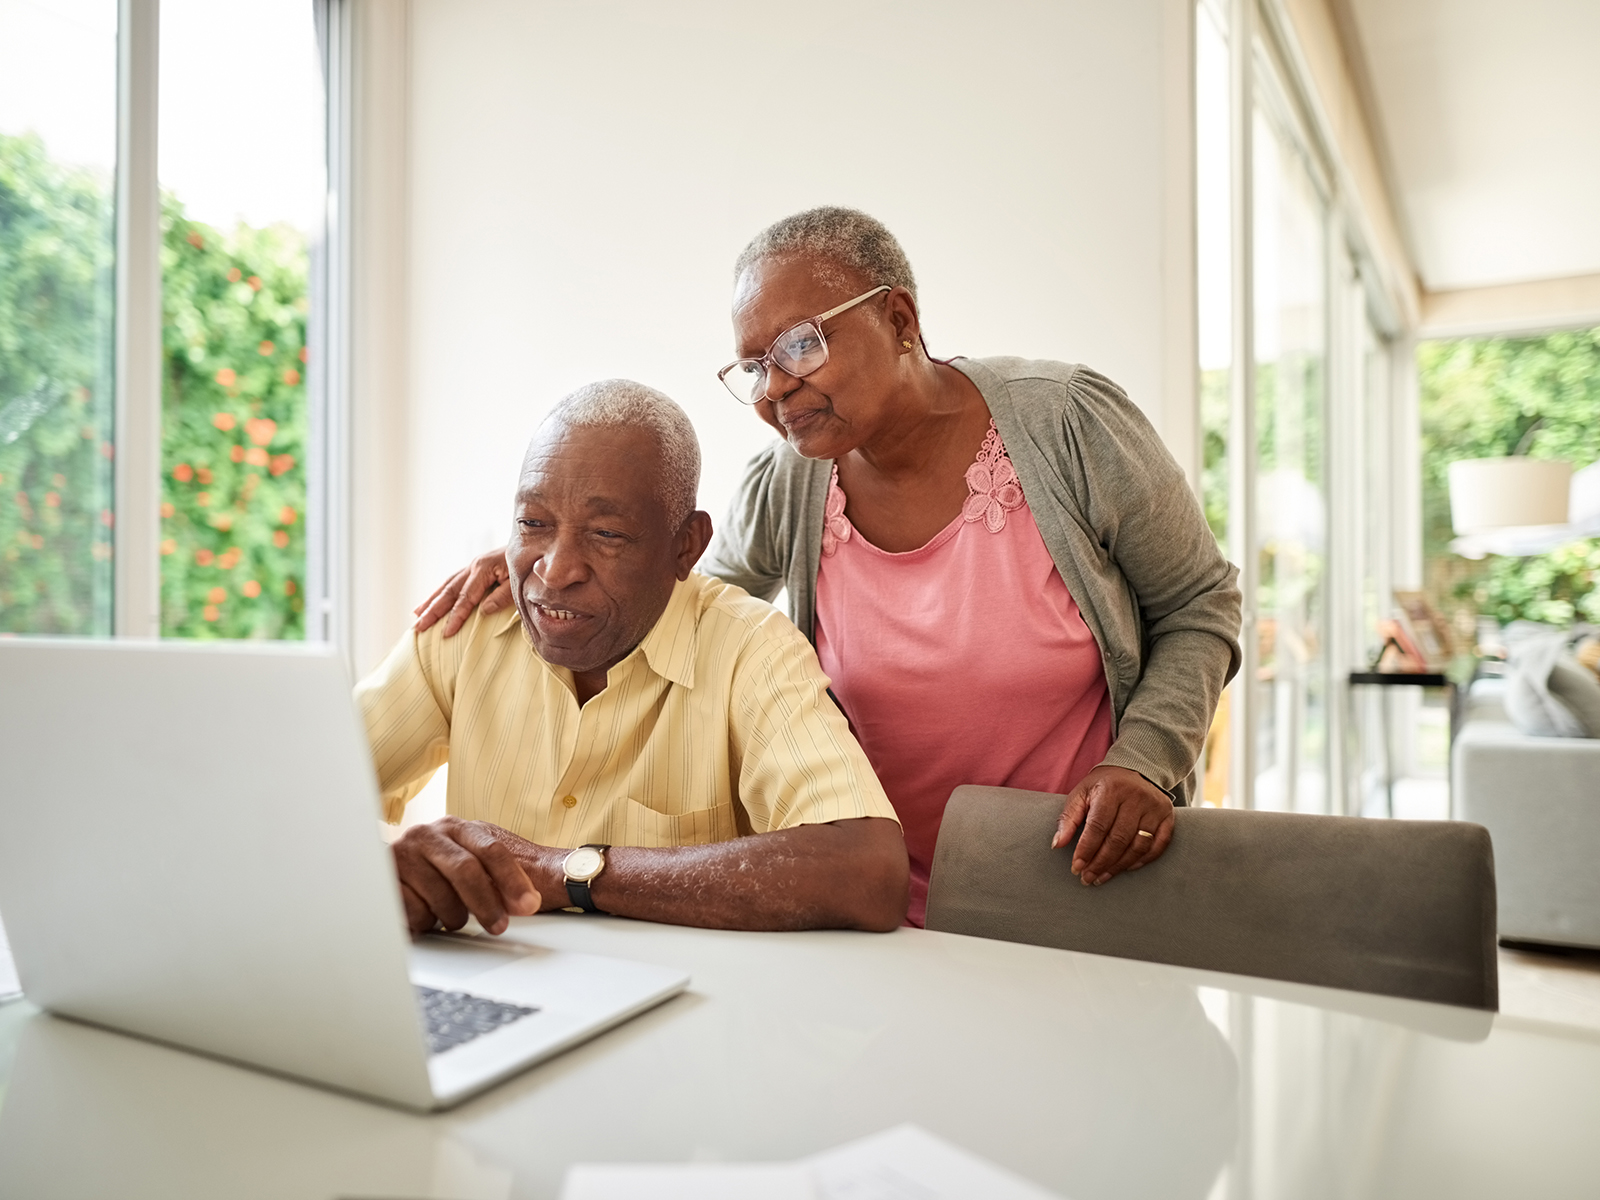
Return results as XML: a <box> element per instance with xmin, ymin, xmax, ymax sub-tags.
<box><xmin>414</xmin><ymin>548</ymin><xmax>514</xmax><ymax>637</ymax></box>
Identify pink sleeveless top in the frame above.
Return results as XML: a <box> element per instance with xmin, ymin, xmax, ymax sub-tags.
<box><xmin>814</xmin><ymin>421</ymin><xmax>1113</xmax><ymax>926</ymax></box>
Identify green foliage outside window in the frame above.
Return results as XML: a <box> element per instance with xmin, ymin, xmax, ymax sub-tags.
<box><xmin>1200</xmin><ymin>366</ymin><xmax>1229</xmax><ymax>547</ymax></box>
<box><xmin>0</xmin><ymin>131</ymin><xmax>307</xmax><ymax>639</ymax></box>
<box><xmin>0</xmin><ymin>132</ymin><xmax>115</xmax><ymax>635</ymax></box>
<box><xmin>1419</xmin><ymin>327</ymin><xmax>1600</xmax><ymax>627</ymax></box>
<box><xmin>160</xmin><ymin>200</ymin><xmax>306</xmax><ymax>639</ymax></box>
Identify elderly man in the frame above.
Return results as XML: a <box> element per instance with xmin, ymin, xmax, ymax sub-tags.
<box><xmin>357</xmin><ymin>380</ymin><xmax>908</xmax><ymax>935</ymax></box>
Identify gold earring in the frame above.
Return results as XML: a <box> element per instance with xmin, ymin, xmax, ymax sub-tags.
<box><xmin>901</xmin><ymin>340</ymin><xmax>914</xmax><ymax>349</ymax></box>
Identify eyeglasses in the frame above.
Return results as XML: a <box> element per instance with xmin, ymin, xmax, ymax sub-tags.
<box><xmin>717</xmin><ymin>285</ymin><xmax>891</xmax><ymax>405</ymax></box>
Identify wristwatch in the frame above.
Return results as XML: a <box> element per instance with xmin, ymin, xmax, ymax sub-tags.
<box><xmin>562</xmin><ymin>843</ymin><xmax>610</xmax><ymax>913</ymax></box>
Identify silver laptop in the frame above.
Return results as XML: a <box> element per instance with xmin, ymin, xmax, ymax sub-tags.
<box><xmin>0</xmin><ymin>637</ymin><xmax>688</xmax><ymax>1111</ymax></box>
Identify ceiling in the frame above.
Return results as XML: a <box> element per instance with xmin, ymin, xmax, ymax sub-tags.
<box><xmin>1344</xmin><ymin>0</ymin><xmax>1600</xmax><ymax>293</ymax></box>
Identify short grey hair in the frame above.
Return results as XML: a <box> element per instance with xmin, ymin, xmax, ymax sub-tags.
<box><xmin>539</xmin><ymin>380</ymin><xmax>701</xmax><ymax>528</ymax></box>
<box><xmin>733</xmin><ymin>206</ymin><xmax>918</xmax><ymax>303</ymax></box>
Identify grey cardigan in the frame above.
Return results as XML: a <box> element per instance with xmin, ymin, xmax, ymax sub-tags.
<box><xmin>702</xmin><ymin>356</ymin><xmax>1243</xmax><ymax>804</ymax></box>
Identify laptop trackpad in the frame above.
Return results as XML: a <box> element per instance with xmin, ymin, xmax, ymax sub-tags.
<box><xmin>408</xmin><ymin>932</ymin><xmax>534</xmax><ymax>985</ymax></box>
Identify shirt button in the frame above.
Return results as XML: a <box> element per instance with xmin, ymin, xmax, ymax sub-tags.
<box><xmin>561</xmin><ymin>794</ymin><xmax>578</xmax><ymax>809</ymax></box>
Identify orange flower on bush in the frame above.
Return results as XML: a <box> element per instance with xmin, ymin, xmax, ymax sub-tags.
<box><xmin>101</xmin><ymin>441</ymin><xmax>114</xmax><ymax>460</ymax></box>
<box><xmin>207</xmin><ymin>587</ymin><xmax>227</xmax><ymax>604</ymax></box>
<box><xmin>272</xmin><ymin>530</ymin><xmax>289</xmax><ymax>549</ymax></box>
<box><xmin>269</xmin><ymin>454</ymin><xmax>294</xmax><ymax>477</ymax></box>
<box><xmin>100</xmin><ymin>509</ymin><xmax>113</xmax><ymax>527</ymax></box>
<box><xmin>214</xmin><ymin>369</ymin><xmax>236</xmax><ymax>388</ymax></box>
<box><xmin>212</xmin><ymin>411</ymin><xmax>236</xmax><ymax>431</ymax></box>
<box><xmin>242</xmin><ymin>579</ymin><xmax>261</xmax><ymax>598</ymax></box>
<box><xmin>173</xmin><ymin>463</ymin><xmax>194</xmax><ymax>482</ymax></box>
<box><xmin>243</xmin><ymin>447</ymin><xmax>266</xmax><ymax>466</ymax></box>
<box><xmin>228</xmin><ymin>444</ymin><xmax>245</xmax><ymax>463</ymax></box>
<box><xmin>247</xmin><ymin>275</ymin><xmax>262</xmax><ymax>291</ymax></box>
<box><xmin>195</xmin><ymin>548</ymin><xmax>215</xmax><ymax>566</ymax></box>
<box><xmin>211</xmin><ymin>515</ymin><xmax>233</xmax><ymax>533</ymax></box>
<box><xmin>227</xmin><ymin>267</ymin><xmax>242</xmax><ymax>282</ymax></box>
<box><xmin>258</xmin><ymin>340</ymin><xmax>275</xmax><ymax>356</ymax></box>
<box><xmin>278</xmin><ymin>505</ymin><xmax>297</xmax><ymax>525</ymax></box>
<box><xmin>44</xmin><ymin>492</ymin><xmax>59</xmax><ymax>508</ymax></box>
<box><xmin>160</xmin><ymin>538</ymin><xmax>176</xmax><ymax>555</ymax></box>
<box><xmin>285</xmin><ymin>579</ymin><xmax>297</xmax><ymax>596</ymax></box>
<box><xmin>187</xmin><ymin>231</ymin><xmax>204</xmax><ymax>249</ymax></box>
<box><xmin>219</xmin><ymin>547</ymin><xmax>240</xmax><ymax>567</ymax></box>
<box><xmin>51</xmin><ymin>473</ymin><xmax>65</xmax><ymax>487</ymax></box>
<box><xmin>160</xmin><ymin>502</ymin><xmax>174</xmax><ymax>518</ymax></box>
<box><xmin>30</xmin><ymin>534</ymin><xmax>44</xmax><ymax>550</ymax></box>
<box><xmin>197</xmin><ymin>467</ymin><xmax>214</xmax><ymax>485</ymax></box>
<box><xmin>196</xmin><ymin>492</ymin><xmax>211</xmax><ymax>507</ymax></box>
<box><xmin>299</xmin><ymin>346</ymin><xmax>308</xmax><ymax>363</ymax></box>
<box><xmin>245</xmin><ymin>417</ymin><xmax>277</xmax><ymax>447</ymax></box>
<box><xmin>282</xmin><ymin>368</ymin><xmax>300</xmax><ymax>386</ymax></box>
<box><xmin>202</xmin><ymin>605</ymin><xmax>219</xmax><ymax>622</ymax></box>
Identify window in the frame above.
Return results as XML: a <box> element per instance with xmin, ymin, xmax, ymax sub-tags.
<box><xmin>1195</xmin><ymin>0</ymin><xmax>1235</xmax><ymax>806</ymax></box>
<box><xmin>1250</xmin><ymin>88</ymin><xmax>1329</xmax><ymax>813</ymax></box>
<box><xmin>0</xmin><ymin>1</ymin><xmax>339</xmax><ymax>643</ymax></box>
<box><xmin>1194</xmin><ymin>0</ymin><xmax>1401</xmax><ymax>813</ymax></box>
<box><xmin>157</xmin><ymin>0</ymin><xmax>325</xmax><ymax>638</ymax></box>
<box><xmin>0</xmin><ymin>0</ymin><xmax>119</xmax><ymax>635</ymax></box>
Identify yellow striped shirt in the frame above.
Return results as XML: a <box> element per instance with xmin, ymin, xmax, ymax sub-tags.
<box><xmin>355</xmin><ymin>572</ymin><xmax>897</xmax><ymax>847</ymax></box>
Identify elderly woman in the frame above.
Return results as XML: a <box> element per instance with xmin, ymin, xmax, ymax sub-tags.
<box><xmin>417</xmin><ymin>208</ymin><xmax>1241</xmax><ymax>926</ymax></box>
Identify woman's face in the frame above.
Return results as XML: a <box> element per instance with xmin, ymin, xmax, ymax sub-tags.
<box><xmin>730</xmin><ymin>255</ymin><xmax>913</xmax><ymax>460</ymax></box>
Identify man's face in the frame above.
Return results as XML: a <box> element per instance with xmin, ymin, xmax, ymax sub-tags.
<box><xmin>508</xmin><ymin>424</ymin><xmax>696</xmax><ymax>681</ymax></box>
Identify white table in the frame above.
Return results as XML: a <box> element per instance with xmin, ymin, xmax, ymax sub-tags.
<box><xmin>0</xmin><ymin>917</ymin><xmax>1596</xmax><ymax>1199</ymax></box>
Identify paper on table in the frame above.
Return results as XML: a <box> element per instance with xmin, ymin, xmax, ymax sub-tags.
<box><xmin>559</xmin><ymin>1124</ymin><xmax>1065</xmax><ymax>1200</ymax></box>
<box><xmin>560</xmin><ymin>1163</ymin><xmax>817</xmax><ymax>1200</ymax></box>
<box><xmin>0</xmin><ymin>912</ymin><xmax>20</xmax><ymax>1000</ymax></box>
<box><xmin>807</xmin><ymin>1124</ymin><xmax>1063</xmax><ymax>1199</ymax></box>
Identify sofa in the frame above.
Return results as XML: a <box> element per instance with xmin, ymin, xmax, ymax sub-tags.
<box><xmin>1453</xmin><ymin>677</ymin><xmax>1600</xmax><ymax>949</ymax></box>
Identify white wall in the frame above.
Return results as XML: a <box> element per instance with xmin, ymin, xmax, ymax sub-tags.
<box><xmin>388</xmin><ymin>0</ymin><xmax>1194</xmax><ymax>637</ymax></box>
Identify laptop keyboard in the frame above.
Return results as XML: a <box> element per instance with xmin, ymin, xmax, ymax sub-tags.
<box><xmin>415</xmin><ymin>985</ymin><xmax>538</xmax><ymax>1055</ymax></box>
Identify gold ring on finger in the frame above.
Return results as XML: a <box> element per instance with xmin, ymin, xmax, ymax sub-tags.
<box><xmin>1136</xmin><ymin>829</ymin><xmax>1154</xmax><ymax>839</ymax></box>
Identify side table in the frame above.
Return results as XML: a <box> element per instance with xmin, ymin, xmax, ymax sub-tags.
<box><xmin>1346</xmin><ymin>672</ymin><xmax>1455</xmax><ymax>818</ymax></box>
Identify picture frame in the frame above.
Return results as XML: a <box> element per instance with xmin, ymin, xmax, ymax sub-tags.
<box><xmin>1393</xmin><ymin>590</ymin><xmax>1453</xmax><ymax>670</ymax></box>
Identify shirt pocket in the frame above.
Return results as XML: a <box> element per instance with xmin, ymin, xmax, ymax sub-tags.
<box><xmin>606</xmin><ymin>797</ymin><xmax>741</xmax><ymax>848</ymax></box>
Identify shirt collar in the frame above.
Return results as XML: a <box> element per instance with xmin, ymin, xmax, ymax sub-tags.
<box><xmin>632</xmin><ymin>576</ymin><xmax>698</xmax><ymax>689</ymax></box>
<box><xmin>496</xmin><ymin>576</ymin><xmax>699</xmax><ymax>690</ymax></box>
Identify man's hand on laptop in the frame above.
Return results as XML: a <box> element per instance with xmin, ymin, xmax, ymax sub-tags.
<box><xmin>392</xmin><ymin>817</ymin><xmax>541</xmax><ymax>935</ymax></box>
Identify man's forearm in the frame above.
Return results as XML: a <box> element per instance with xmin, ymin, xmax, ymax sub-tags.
<box><xmin>493</xmin><ymin>817</ymin><xmax>908</xmax><ymax>933</ymax></box>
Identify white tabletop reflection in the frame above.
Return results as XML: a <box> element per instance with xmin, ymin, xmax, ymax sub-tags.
<box><xmin>0</xmin><ymin>918</ymin><xmax>1595</xmax><ymax>1199</ymax></box>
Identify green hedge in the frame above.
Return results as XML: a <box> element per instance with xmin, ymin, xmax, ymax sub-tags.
<box><xmin>160</xmin><ymin>200</ymin><xmax>306</xmax><ymax>639</ymax></box>
<box><xmin>0</xmin><ymin>131</ymin><xmax>307</xmax><ymax>638</ymax></box>
<box><xmin>0</xmin><ymin>133</ymin><xmax>115</xmax><ymax>634</ymax></box>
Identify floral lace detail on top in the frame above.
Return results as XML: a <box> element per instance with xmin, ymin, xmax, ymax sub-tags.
<box><xmin>821</xmin><ymin>419</ymin><xmax>1023</xmax><ymax>556</ymax></box>
<box><xmin>962</xmin><ymin>419</ymin><xmax>1024</xmax><ymax>533</ymax></box>
<box><xmin>821</xmin><ymin>466</ymin><xmax>852</xmax><ymax>557</ymax></box>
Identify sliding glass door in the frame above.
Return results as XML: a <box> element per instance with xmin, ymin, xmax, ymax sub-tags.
<box><xmin>1250</xmin><ymin>95</ymin><xmax>1329</xmax><ymax>813</ymax></box>
<box><xmin>1195</xmin><ymin>0</ymin><xmax>1400</xmax><ymax>813</ymax></box>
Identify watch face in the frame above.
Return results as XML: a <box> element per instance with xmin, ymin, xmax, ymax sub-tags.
<box><xmin>565</xmin><ymin>847</ymin><xmax>604</xmax><ymax>881</ymax></box>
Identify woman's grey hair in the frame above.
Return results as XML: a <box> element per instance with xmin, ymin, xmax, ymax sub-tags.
<box><xmin>541</xmin><ymin>380</ymin><xmax>701</xmax><ymax>528</ymax></box>
<box><xmin>733</xmin><ymin>206</ymin><xmax>917</xmax><ymax>302</ymax></box>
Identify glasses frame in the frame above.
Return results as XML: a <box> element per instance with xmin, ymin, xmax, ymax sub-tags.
<box><xmin>717</xmin><ymin>285</ymin><xmax>892</xmax><ymax>405</ymax></box>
